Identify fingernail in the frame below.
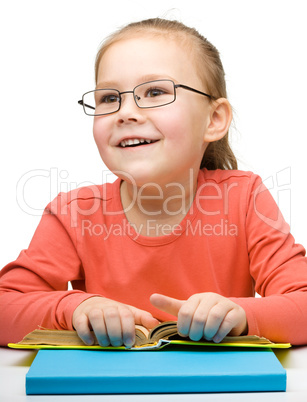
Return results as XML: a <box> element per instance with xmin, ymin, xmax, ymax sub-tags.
<box><xmin>100</xmin><ymin>340</ymin><xmax>110</xmax><ymax>347</ymax></box>
<box><xmin>84</xmin><ymin>337</ymin><xmax>94</xmax><ymax>346</ymax></box>
<box><xmin>97</xmin><ymin>336</ymin><xmax>110</xmax><ymax>347</ymax></box>
<box><xmin>212</xmin><ymin>335</ymin><xmax>221</xmax><ymax>343</ymax></box>
<box><xmin>125</xmin><ymin>338</ymin><xmax>135</xmax><ymax>348</ymax></box>
<box><xmin>112</xmin><ymin>340</ymin><xmax>122</xmax><ymax>347</ymax></box>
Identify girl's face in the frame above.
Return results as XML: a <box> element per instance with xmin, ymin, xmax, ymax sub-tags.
<box><xmin>94</xmin><ymin>35</ymin><xmax>212</xmax><ymax>187</ymax></box>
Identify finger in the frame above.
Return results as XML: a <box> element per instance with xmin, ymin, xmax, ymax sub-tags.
<box><xmin>203</xmin><ymin>303</ymin><xmax>226</xmax><ymax>340</ymax></box>
<box><xmin>139</xmin><ymin>312</ymin><xmax>160</xmax><ymax>329</ymax></box>
<box><xmin>213</xmin><ymin>308</ymin><xmax>246</xmax><ymax>343</ymax></box>
<box><xmin>131</xmin><ymin>306</ymin><xmax>160</xmax><ymax>329</ymax></box>
<box><xmin>212</xmin><ymin>312</ymin><xmax>236</xmax><ymax>343</ymax></box>
<box><xmin>150</xmin><ymin>293</ymin><xmax>184</xmax><ymax>317</ymax></box>
<box><xmin>177</xmin><ymin>297</ymin><xmax>204</xmax><ymax>340</ymax></box>
<box><xmin>73</xmin><ymin>312</ymin><xmax>95</xmax><ymax>346</ymax></box>
<box><xmin>118</xmin><ymin>308</ymin><xmax>136</xmax><ymax>348</ymax></box>
<box><xmin>87</xmin><ymin>308</ymin><xmax>110</xmax><ymax>346</ymax></box>
<box><xmin>183</xmin><ymin>300</ymin><xmax>209</xmax><ymax>341</ymax></box>
<box><xmin>104</xmin><ymin>306</ymin><xmax>123</xmax><ymax>347</ymax></box>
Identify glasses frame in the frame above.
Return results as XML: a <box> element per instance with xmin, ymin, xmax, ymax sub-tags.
<box><xmin>78</xmin><ymin>79</ymin><xmax>216</xmax><ymax>116</ymax></box>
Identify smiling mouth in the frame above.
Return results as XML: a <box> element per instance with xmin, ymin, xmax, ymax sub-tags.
<box><xmin>119</xmin><ymin>138</ymin><xmax>159</xmax><ymax>148</ymax></box>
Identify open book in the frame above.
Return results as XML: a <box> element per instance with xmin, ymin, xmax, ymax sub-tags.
<box><xmin>8</xmin><ymin>321</ymin><xmax>291</xmax><ymax>350</ymax></box>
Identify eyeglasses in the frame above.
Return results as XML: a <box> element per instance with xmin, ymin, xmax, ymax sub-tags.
<box><xmin>78</xmin><ymin>79</ymin><xmax>215</xmax><ymax>116</ymax></box>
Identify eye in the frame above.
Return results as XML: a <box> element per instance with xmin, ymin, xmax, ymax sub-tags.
<box><xmin>100</xmin><ymin>94</ymin><xmax>120</xmax><ymax>104</ymax></box>
<box><xmin>144</xmin><ymin>87</ymin><xmax>167</xmax><ymax>98</ymax></box>
<box><xmin>96</xmin><ymin>91</ymin><xmax>120</xmax><ymax>105</ymax></box>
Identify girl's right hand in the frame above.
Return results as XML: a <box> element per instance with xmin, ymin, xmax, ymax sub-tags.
<box><xmin>72</xmin><ymin>296</ymin><xmax>160</xmax><ymax>348</ymax></box>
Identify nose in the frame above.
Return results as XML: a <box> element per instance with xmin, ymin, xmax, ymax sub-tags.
<box><xmin>116</xmin><ymin>91</ymin><xmax>146</xmax><ymax>124</ymax></box>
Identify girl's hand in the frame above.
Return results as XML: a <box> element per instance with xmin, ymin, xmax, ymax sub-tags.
<box><xmin>150</xmin><ymin>292</ymin><xmax>247</xmax><ymax>343</ymax></box>
<box><xmin>72</xmin><ymin>297</ymin><xmax>160</xmax><ymax>348</ymax></box>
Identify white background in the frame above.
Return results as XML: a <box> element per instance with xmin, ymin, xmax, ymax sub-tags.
<box><xmin>0</xmin><ymin>0</ymin><xmax>306</xmax><ymax>268</ymax></box>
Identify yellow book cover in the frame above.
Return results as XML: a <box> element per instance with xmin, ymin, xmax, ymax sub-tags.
<box><xmin>8</xmin><ymin>321</ymin><xmax>291</xmax><ymax>351</ymax></box>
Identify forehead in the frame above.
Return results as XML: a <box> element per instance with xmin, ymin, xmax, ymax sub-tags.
<box><xmin>96</xmin><ymin>35</ymin><xmax>202</xmax><ymax>89</ymax></box>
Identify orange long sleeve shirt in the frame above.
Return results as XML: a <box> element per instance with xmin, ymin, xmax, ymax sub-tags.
<box><xmin>1</xmin><ymin>169</ymin><xmax>307</xmax><ymax>346</ymax></box>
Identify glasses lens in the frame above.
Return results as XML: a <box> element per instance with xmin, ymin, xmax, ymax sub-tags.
<box><xmin>135</xmin><ymin>80</ymin><xmax>175</xmax><ymax>108</ymax></box>
<box><xmin>82</xmin><ymin>89</ymin><xmax>120</xmax><ymax>116</ymax></box>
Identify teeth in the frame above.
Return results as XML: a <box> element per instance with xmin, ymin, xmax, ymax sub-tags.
<box><xmin>120</xmin><ymin>138</ymin><xmax>154</xmax><ymax>147</ymax></box>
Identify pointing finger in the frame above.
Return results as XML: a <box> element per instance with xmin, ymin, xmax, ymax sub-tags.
<box><xmin>150</xmin><ymin>293</ymin><xmax>184</xmax><ymax>317</ymax></box>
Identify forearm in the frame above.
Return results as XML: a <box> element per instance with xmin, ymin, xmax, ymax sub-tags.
<box><xmin>231</xmin><ymin>291</ymin><xmax>307</xmax><ymax>345</ymax></box>
<box><xmin>0</xmin><ymin>290</ymin><xmax>98</xmax><ymax>346</ymax></box>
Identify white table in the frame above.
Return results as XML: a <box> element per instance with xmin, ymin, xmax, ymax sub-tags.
<box><xmin>1</xmin><ymin>346</ymin><xmax>307</xmax><ymax>401</ymax></box>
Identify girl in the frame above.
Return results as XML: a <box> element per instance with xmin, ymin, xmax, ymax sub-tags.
<box><xmin>1</xmin><ymin>18</ymin><xmax>307</xmax><ymax>348</ymax></box>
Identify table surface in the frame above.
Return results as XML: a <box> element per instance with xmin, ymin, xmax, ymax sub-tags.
<box><xmin>2</xmin><ymin>346</ymin><xmax>307</xmax><ymax>401</ymax></box>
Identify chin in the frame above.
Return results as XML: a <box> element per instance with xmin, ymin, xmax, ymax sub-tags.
<box><xmin>115</xmin><ymin>169</ymin><xmax>162</xmax><ymax>189</ymax></box>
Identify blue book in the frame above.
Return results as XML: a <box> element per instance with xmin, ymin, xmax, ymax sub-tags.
<box><xmin>26</xmin><ymin>347</ymin><xmax>286</xmax><ymax>394</ymax></box>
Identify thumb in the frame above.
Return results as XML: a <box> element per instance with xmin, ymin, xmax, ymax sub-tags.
<box><xmin>129</xmin><ymin>306</ymin><xmax>160</xmax><ymax>329</ymax></box>
<box><xmin>150</xmin><ymin>293</ymin><xmax>184</xmax><ymax>317</ymax></box>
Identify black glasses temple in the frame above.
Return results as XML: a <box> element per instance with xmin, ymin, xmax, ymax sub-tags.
<box><xmin>78</xmin><ymin>100</ymin><xmax>95</xmax><ymax>110</ymax></box>
<box><xmin>175</xmin><ymin>84</ymin><xmax>216</xmax><ymax>100</ymax></box>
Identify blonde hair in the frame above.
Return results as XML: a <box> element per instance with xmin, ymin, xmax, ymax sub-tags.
<box><xmin>95</xmin><ymin>18</ymin><xmax>237</xmax><ymax>170</ymax></box>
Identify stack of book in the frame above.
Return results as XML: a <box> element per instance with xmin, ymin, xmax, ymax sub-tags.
<box><xmin>9</xmin><ymin>321</ymin><xmax>289</xmax><ymax>394</ymax></box>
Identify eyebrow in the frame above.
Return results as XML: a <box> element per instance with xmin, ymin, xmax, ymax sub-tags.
<box><xmin>96</xmin><ymin>81</ymin><xmax>118</xmax><ymax>90</ymax></box>
<box><xmin>96</xmin><ymin>74</ymin><xmax>176</xmax><ymax>90</ymax></box>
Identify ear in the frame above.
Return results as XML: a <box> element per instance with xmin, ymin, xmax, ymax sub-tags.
<box><xmin>204</xmin><ymin>98</ymin><xmax>232</xmax><ymax>142</ymax></box>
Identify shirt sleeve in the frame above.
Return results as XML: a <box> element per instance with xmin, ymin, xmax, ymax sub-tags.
<box><xmin>230</xmin><ymin>174</ymin><xmax>307</xmax><ymax>344</ymax></box>
<box><xmin>0</xmin><ymin>194</ymin><xmax>100</xmax><ymax>346</ymax></box>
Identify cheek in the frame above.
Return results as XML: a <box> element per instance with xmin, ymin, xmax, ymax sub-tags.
<box><xmin>92</xmin><ymin>118</ymin><xmax>115</xmax><ymax>164</ymax></box>
<box><xmin>157</xmin><ymin>104</ymin><xmax>204</xmax><ymax>146</ymax></box>
<box><xmin>153</xmin><ymin>107</ymin><xmax>187</xmax><ymax>140</ymax></box>
<box><xmin>93</xmin><ymin>117</ymin><xmax>109</xmax><ymax>148</ymax></box>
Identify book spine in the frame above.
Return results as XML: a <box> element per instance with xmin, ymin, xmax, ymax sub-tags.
<box><xmin>26</xmin><ymin>373</ymin><xmax>286</xmax><ymax>394</ymax></box>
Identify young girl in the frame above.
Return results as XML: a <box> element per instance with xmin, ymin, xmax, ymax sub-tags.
<box><xmin>1</xmin><ymin>18</ymin><xmax>307</xmax><ymax>348</ymax></box>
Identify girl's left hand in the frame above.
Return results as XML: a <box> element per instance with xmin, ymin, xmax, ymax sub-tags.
<box><xmin>150</xmin><ymin>292</ymin><xmax>247</xmax><ymax>343</ymax></box>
